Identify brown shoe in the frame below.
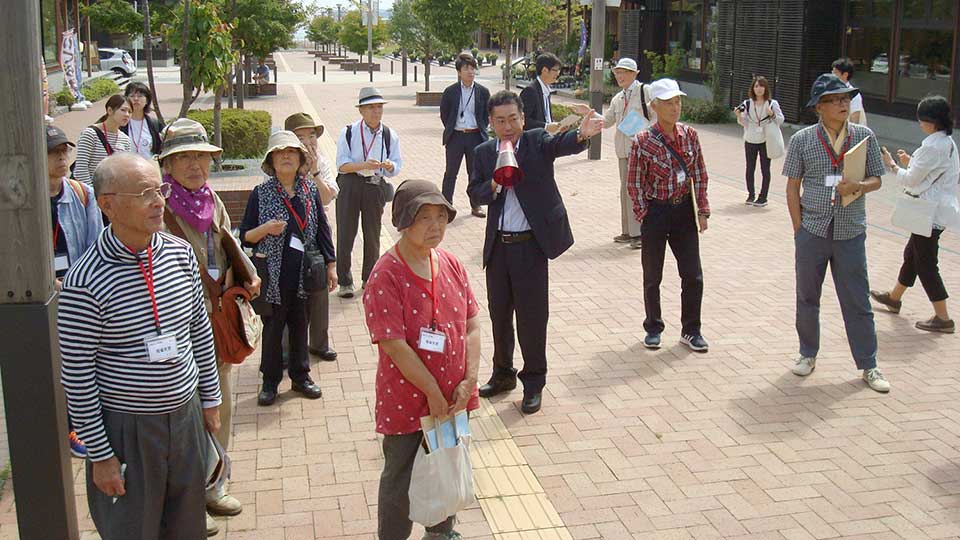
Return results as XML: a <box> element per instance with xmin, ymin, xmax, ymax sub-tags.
<box><xmin>471</xmin><ymin>207</ymin><xmax>486</xmax><ymax>218</ymax></box>
<box><xmin>629</xmin><ymin>237</ymin><xmax>642</xmax><ymax>250</ymax></box>
<box><xmin>870</xmin><ymin>290</ymin><xmax>902</xmax><ymax>314</ymax></box>
<box><xmin>916</xmin><ymin>316</ymin><xmax>955</xmax><ymax>333</ymax></box>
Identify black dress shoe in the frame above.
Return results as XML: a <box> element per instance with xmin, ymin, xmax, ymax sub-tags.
<box><xmin>471</xmin><ymin>207</ymin><xmax>487</xmax><ymax>218</ymax></box>
<box><xmin>257</xmin><ymin>386</ymin><xmax>278</xmax><ymax>406</ymax></box>
<box><xmin>310</xmin><ymin>347</ymin><xmax>338</xmax><ymax>361</ymax></box>
<box><xmin>478</xmin><ymin>376</ymin><xmax>517</xmax><ymax>398</ymax></box>
<box><xmin>291</xmin><ymin>378</ymin><xmax>323</xmax><ymax>399</ymax></box>
<box><xmin>521</xmin><ymin>393</ymin><xmax>542</xmax><ymax>414</ymax></box>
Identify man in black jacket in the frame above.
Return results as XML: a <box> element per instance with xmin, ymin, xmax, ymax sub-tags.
<box><xmin>467</xmin><ymin>90</ymin><xmax>604</xmax><ymax>414</ymax></box>
<box><xmin>440</xmin><ymin>53</ymin><xmax>491</xmax><ymax>217</ymax></box>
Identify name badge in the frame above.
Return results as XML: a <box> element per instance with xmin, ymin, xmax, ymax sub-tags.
<box><xmin>54</xmin><ymin>254</ymin><xmax>70</xmax><ymax>272</ymax></box>
<box><xmin>208</xmin><ymin>267</ymin><xmax>220</xmax><ymax>281</ymax></box>
<box><xmin>676</xmin><ymin>171</ymin><xmax>687</xmax><ymax>184</ymax></box>
<box><xmin>144</xmin><ymin>334</ymin><xmax>178</xmax><ymax>363</ymax></box>
<box><xmin>825</xmin><ymin>174</ymin><xmax>842</xmax><ymax>187</ymax></box>
<box><xmin>418</xmin><ymin>327</ymin><xmax>446</xmax><ymax>353</ymax></box>
<box><xmin>289</xmin><ymin>235</ymin><xmax>305</xmax><ymax>252</ymax></box>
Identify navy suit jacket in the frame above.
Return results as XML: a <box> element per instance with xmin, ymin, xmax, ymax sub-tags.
<box><xmin>519</xmin><ymin>81</ymin><xmax>549</xmax><ymax>131</ymax></box>
<box><xmin>440</xmin><ymin>82</ymin><xmax>490</xmax><ymax>146</ymax></box>
<box><xmin>467</xmin><ymin>129</ymin><xmax>587</xmax><ymax>268</ymax></box>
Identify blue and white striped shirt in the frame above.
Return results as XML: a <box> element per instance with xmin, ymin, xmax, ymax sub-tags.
<box><xmin>58</xmin><ymin>227</ymin><xmax>221</xmax><ymax>462</ymax></box>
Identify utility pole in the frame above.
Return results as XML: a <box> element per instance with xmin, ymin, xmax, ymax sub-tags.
<box><xmin>0</xmin><ymin>2</ymin><xmax>79</xmax><ymax>539</ymax></box>
<box><xmin>588</xmin><ymin>0</ymin><xmax>604</xmax><ymax>160</ymax></box>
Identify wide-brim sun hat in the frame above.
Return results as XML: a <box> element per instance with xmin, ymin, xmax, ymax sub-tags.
<box><xmin>647</xmin><ymin>78</ymin><xmax>687</xmax><ymax>103</ymax></box>
<box><xmin>261</xmin><ymin>130</ymin><xmax>309</xmax><ymax>176</ymax></box>
<box><xmin>356</xmin><ymin>87</ymin><xmax>388</xmax><ymax>107</ymax></box>
<box><xmin>614</xmin><ymin>58</ymin><xmax>638</xmax><ymax>72</ymax></box>
<box><xmin>806</xmin><ymin>73</ymin><xmax>861</xmax><ymax>108</ymax></box>
<box><xmin>159</xmin><ymin>118</ymin><xmax>223</xmax><ymax>162</ymax></box>
<box><xmin>284</xmin><ymin>112</ymin><xmax>325</xmax><ymax>137</ymax></box>
<box><xmin>392</xmin><ymin>179</ymin><xmax>457</xmax><ymax>230</ymax></box>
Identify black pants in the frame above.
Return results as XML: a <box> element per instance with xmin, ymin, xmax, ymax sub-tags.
<box><xmin>336</xmin><ymin>173</ymin><xmax>386</xmax><ymax>287</ymax></box>
<box><xmin>260</xmin><ymin>287</ymin><xmax>310</xmax><ymax>388</ymax></box>
<box><xmin>641</xmin><ymin>198</ymin><xmax>704</xmax><ymax>336</ymax></box>
<box><xmin>308</xmin><ymin>276</ymin><xmax>330</xmax><ymax>352</ymax></box>
<box><xmin>898</xmin><ymin>229</ymin><xmax>949</xmax><ymax>302</ymax></box>
<box><xmin>744</xmin><ymin>142</ymin><xmax>771</xmax><ymax>199</ymax></box>
<box><xmin>486</xmin><ymin>236</ymin><xmax>549</xmax><ymax>393</ymax></box>
<box><xmin>378</xmin><ymin>431</ymin><xmax>456</xmax><ymax>539</ymax></box>
<box><xmin>442</xmin><ymin>131</ymin><xmax>485</xmax><ymax>206</ymax></box>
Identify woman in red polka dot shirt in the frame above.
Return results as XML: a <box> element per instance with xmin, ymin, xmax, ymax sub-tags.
<box><xmin>363</xmin><ymin>179</ymin><xmax>480</xmax><ymax>540</ymax></box>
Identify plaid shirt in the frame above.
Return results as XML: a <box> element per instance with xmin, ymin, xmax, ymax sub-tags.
<box><xmin>627</xmin><ymin>122</ymin><xmax>710</xmax><ymax>222</ymax></box>
<box><xmin>782</xmin><ymin>122</ymin><xmax>885</xmax><ymax>240</ymax></box>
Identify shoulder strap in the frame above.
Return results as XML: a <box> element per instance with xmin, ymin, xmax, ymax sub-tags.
<box><xmin>163</xmin><ymin>207</ymin><xmax>222</xmax><ymax>299</ymax></box>
<box><xmin>648</xmin><ymin>126</ymin><xmax>690</xmax><ymax>177</ymax></box>
<box><xmin>91</xmin><ymin>125</ymin><xmax>111</xmax><ymax>155</ymax></box>
<box><xmin>639</xmin><ymin>83</ymin><xmax>650</xmax><ymax>120</ymax></box>
<box><xmin>67</xmin><ymin>178</ymin><xmax>87</xmax><ymax>206</ymax></box>
<box><xmin>383</xmin><ymin>126</ymin><xmax>392</xmax><ymax>155</ymax></box>
<box><xmin>345</xmin><ymin>124</ymin><xmax>353</xmax><ymax>151</ymax></box>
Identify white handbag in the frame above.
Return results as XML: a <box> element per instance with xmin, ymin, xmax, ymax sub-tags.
<box><xmin>408</xmin><ymin>423</ymin><xmax>476</xmax><ymax>526</ymax></box>
<box><xmin>764</xmin><ymin>121</ymin><xmax>785</xmax><ymax>160</ymax></box>
<box><xmin>892</xmin><ymin>191</ymin><xmax>937</xmax><ymax>237</ymax></box>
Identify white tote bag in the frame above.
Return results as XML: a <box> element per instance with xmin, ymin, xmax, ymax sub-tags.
<box><xmin>408</xmin><ymin>432</ymin><xmax>476</xmax><ymax>526</ymax></box>
<box><xmin>892</xmin><ymin>192</ymin><xmax>937</xmax><ymax>237</ymax></box>
<box><xmin>764</xmin><ymin>121</ymin><xmax>785</xmax><ymax>160</ymax></box>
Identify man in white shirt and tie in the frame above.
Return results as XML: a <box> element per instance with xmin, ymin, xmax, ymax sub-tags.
<box><xmin>440</xmin><ymin>53</ymin><xmax>491</xmax><ymax>218</ymax></box>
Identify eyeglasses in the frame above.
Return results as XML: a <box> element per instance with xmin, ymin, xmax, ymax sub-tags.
<box><xmin>820</xmin><ymin>95</ymin><xmax>852</xmax><ymax>105</ymax></box>
<box><xmin>171</xmin><ymin>152</ymin><xmax>212</xmax><ymax>164</ymax></box>
<box><xmin>102</xmin><ymin>183</ymin><xmax>172</xmax><ymax>201</ymax></box>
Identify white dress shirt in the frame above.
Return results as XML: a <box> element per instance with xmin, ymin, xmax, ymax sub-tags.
<box><xmin>494</xmin><ymin>138</ymin><xmax>531</xmax><ymax>232</ymax></box>
<box><xmin>894</xmin><ymin>130</ymin><xmax>960</xmax><ymax>229</ymax></box>
<box><xmin>537</xmin><ymin>77</ymin><xmax>553</xmax><ymax>123</ymax></box>
<box><xmin>454</xmin><ymin>82</ymin><xmax>479</xmax><ymax>131</ymax></box>
<box><xmin>335</xmin><ymin>120</ymin><xmax>403</xmax><ymax>178</ymax></box>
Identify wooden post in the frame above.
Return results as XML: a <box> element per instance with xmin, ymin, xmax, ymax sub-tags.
<box><xmin>322</xmin><ymin>65</ymin><xmax>326</xmax><ymax>82</ymax></box>
<box><xmin>84</xmin><ymin>0</ymin><xmax>93</xmax><ymax>77</ymax></box>
<box><xmin>588</xmin><ymin>0</ymin><xmax>604</xmax><ymax>160</ymax></box>
<box><xmin>414</xmin><ymin>64</ymin><xmax>418</xmax><ymax>82</ymax></box>
<box><xmin>0</xmin><ymin>2</ymin><xmax>79</xmax><ymax>539</ymax></box>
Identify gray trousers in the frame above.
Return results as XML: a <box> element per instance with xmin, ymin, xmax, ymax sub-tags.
<box><xmin>795</xmin><ymin>226</ymin><xmax>877</xmax><ymax>369</ymax></box>
<box><xmin>618</xmin><ymin>158</ymin><xmax>642</xmax><ymax>237</ymax></box>
<box><xmin>88</xmin><ymin>394</ymin><xmax>208</xmax><ymax>540</ymax></box>
<box><xmin>379</xmin><ymin>431</ymin><xmax>456</xmax><ymax>539</ymax></box>
<box><xmin>336</xmin><ymin>173</ymin><xmax>386</xmax><ymax>287</ymax></box>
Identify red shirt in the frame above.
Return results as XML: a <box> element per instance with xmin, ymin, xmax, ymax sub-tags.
<box><xmin>363</xmin><ymin>247</ymin><xmax>480</xmax><ymax>435</ymax></box>
<box><xmin>626</xmin><ymin>122</ymin><xmax>710</xmax><ymax>221</ymax></box>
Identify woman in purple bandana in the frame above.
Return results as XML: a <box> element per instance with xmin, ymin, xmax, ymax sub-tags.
<box><xmin>158</xmin><ymin>118</ymin><xmax>261</xmax><ymax>537</ymax></box>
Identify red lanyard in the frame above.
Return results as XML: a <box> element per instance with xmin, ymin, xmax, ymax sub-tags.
<box><xmin>129</xmin><ymin>244</ymin><xmax>161</xmax><ymax>334</ymax></box>
<box><xmin>394</xmin><ymin>246</ymin><xmax>439</xmax><ymax>329</ymax></box>
<box><xmin>276</xmin><ymin>181</ymin><xmax>310</xmax><ymax>233</ymax></box>
<box><xmin>53</xmin><ymin>222</ymin><xmax>61</xmax><ymax>248</ymax></box>
<box><xmin>130</xmin><ymin>119</ymin><xmax>145</xmax><ymax>153</ymax></box>
<box><xmin>816</xmin><ymin>127</ymin><xmax>852</xmax><ymax>171</ymax></box>
<box><xmin>360</xmin><ymin>124</ymin><xmax>380</xmax><ymax>160</ymax></box>
<box><xmin>101</xmin><ymin>123</ymin><xmax>114</xmax><ymax>155</ymax></box>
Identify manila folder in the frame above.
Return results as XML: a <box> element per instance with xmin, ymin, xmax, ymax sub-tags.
<box><xmin>841</xmin><ymin>137</ymin><xmax>869</xmax><ymax>207</ymax></box>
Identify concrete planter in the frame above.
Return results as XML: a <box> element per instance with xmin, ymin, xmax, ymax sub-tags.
<box><xmin>415</xmin><ymin>91</ymin><xmax>443</xmax><ymax>106</ymax></box>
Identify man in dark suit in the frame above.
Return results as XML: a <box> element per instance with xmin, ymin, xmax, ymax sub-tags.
<box><xmin>467</xmin><ymin>90</ymin><xmax>604</xmax><ymax>414</ymax></box>
<box><xmin>519</xmin><ymin>53</ymin><xmax>562</xmax><ymax>132</ymax></box>
<box><xmin>440</xmin><ymin>53</ymin><xmax>491</xmax><ymax>218</ymax></box>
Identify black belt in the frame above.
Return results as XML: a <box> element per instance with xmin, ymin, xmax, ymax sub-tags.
<box><xmin>648</xmin><ymin>192</ymin><xmax>691</xmax><ymax>207</ymax></box>
<box><xmin>455</xmin><ymin>128</ymin><xmax>481</xmax><ymax>134</ymax></box>
<box><xmin>498</xmin><ymin>230</ymin><xmax>533</xmax><ymax>244</ymax></box>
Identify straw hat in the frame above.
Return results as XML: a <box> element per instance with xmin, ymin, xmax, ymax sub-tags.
<box><xmin>261</xmin><ymin>130</ymin><xmax>308</xmax><ymax>176</ymax></box>
<box><xmin>159</xmin><ymin>118</ymin><xmax>223</xmax><ymax>162</ymax></box>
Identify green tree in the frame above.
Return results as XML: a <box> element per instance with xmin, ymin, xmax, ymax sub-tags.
<box><xmin>410</xmin><ymin>0</ymin><xmax>473</xmax><ymax>91</ymax></box>
<box><xmin>233</xmin><ymin>0</ymin><xmax>307</xmax><ymax>60</ymax></box>
<box><xmin>307</xmin><ymin>15</ymin><xmax>340</xmax><ymax>49</ymax></box>
<box><xmin>81</xmin><ymin>0</ymin><xmax>143</xmax><ymax>36</ymax></box>
<box><xmin>337</xmin><ymin>10</ymin><xmax>387</xmax><ymax>57</ymax></box>
<box><xmin>469</xmin><ymin>0</ymin><xmax>548</xmax><ymax>89</ymax></box>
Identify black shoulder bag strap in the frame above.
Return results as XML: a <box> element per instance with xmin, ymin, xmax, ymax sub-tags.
<box><xmin>648</xmin><ymin>126</ymin><xmax>690</xmax><ymax>178</ymax></box>
<box><xmin>92</xmin><ymin>125</ymin><xmax>111</xmax><ymax>155</ymax></box>
<box><xmin>639</xmin><ymin>83</ymin><xmax>650</xmax><ymax>121</ymax></box>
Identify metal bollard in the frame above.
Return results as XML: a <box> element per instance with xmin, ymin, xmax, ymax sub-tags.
<box><xmin>414</xmin><ymin>65</ymin><xmax>418</xmax><ymax>82</ymax></box>
<box><xmin>353</xmin><ymin>63</ymin><xmax>357</xmax><ymax>75</ymax></box>
<box><xmin>322</xmin><ymin>65</ymin><xmax>326</xmax><ymax>82</ymax></box>
<box><xmin>391</xmin><ymin>61</ymin><xmax>394</xmax><ymax>75</ymax></box>
<box><xmin>313</xmin><ymin>60</ymin><xmax>317</xmax><ymax>75</ymax></box>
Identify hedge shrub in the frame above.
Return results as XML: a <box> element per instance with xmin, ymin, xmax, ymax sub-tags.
<box><xmin>54</xmin><ymin>86</ymin><xmax>76</xmax><ymax>107</ymax></box>
<box><xmin>186</xmin><ymin>108</ymin><xmax>271</xmax><ymax>159</ymax></box>
<box><xmin>681</xmin><ymin>97</ymin><xmax>733</xmax><ymax>124</ymax></box>
<box><xmin>82</xmin><ymin>78</ymin><xmax>121</xmax><ymax>102</ymax></box>
<box><xmin>551</xmin><ymin>103</ymin><xmax>574</xmax><ymax>123</ymax></box>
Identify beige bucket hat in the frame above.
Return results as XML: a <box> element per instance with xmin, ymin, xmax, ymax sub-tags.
<box><xmin>159</xmin><ymin>118</ymin><xmax>223</xmax><ymax>162</ymax></box>
<box><xmin>261</xmin><ymin>130</ymin><xmax>309</xmax><ymax>176</ymax></box>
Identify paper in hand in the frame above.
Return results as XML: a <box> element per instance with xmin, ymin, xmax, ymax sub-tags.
<box><xmin>617</xmin><ymin>110</ymin><xmax>647</xmax><ymax>137</ymax></box>
<box><xmin>841</xmin><ymin>137</ymin><xmax>869</xmax><ymax>207</ymax></box>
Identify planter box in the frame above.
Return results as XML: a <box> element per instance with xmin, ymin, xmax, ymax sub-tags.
<box><xmin>328</xmin><ymin>57</ymin><xmax>350</xmax><ymax>65</ymax></box>
<box><xmin>340</xmin><ymin>62</ymin><xmax>381</xmax><ymax>71</ymax></box>
<box><xmin>415</xmin><ymin>91</ymin><xmax>443</xmax><ymax>106</ymax></box>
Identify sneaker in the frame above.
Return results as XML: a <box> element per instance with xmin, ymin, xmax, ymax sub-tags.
<box><xmin>916</xmin><ymin>316</ymin><xmax>955</xmax><ymax>334</ymax></box>
<box><xmin>206</xmin><ymin>514</ymin><xmax>219</xmax><ymax>537</ymax></box>
<box><xmin>629</xmin><ymin>237</ymin><xmax>642</xmax><ymax>250</ymax></box>
<box><xmin>613</xmin><ymin>233</ymin><xmax>632</xmax><ymax>243</ymax></box>
<box><xmin>68</xmin><ymin>431</ymin><xmax>86</xmax><ymax>458</ymax></box>
<box><xmin>206</xmin><ymin>493</ymin><xmax>243</xmax><ymax>516</ymax></box>
<box><xmin>869</xmin><ymin>290</ymin><xmax>901</xmax><ymax>314</ymax></box>
<box><xmin>643</xmin><ymin>332</ymin><xmax>661</xmax><ymax>349</ymax></box>
<box><xmin>745</xmin><ymin>194</ymin><xmax>755</xmax><ymax>205</ymax></box>
<box><xmin>680</xmin><ymin>333</ymin><xmax>708</xmax><ymax>352</ymax></box>
<box><xmin>792</xmin><ymin>356</ymin><xmax>816</xmax><ymax>376</ymax></box>
<box><xmin>337</xmin><ymin>284</ymin><xmax>355</xmax><ymax>298</ymax></box>
<box><xmin>422</xmin><ymin>532</ymin><xmax>463</xmax><ymax>540</ymax></box>
<box><xmin>863</xmin><ymin>368</ymin><xmax>891</xmax><ymax>393</ymax></box>
<box><xmin>753</xmin><ymin>197</ymin><xmax>768</xmax><ymax>207</ymax></box>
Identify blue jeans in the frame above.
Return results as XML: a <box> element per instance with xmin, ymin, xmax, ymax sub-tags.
<box><xmin>794</xmin><ymin>226</ymin><xmax>877</xmax><ymax>370</ymax></box>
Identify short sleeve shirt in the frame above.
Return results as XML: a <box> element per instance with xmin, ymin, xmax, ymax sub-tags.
<box><xmin>363</xmin><ymin>247</ymin><xmax>480</xmax><ymax>436</ymax></box>
<box><xmin>781</xmin><ymin>122</ymin><xmax>885</xmax><ymax>240</ymax></box>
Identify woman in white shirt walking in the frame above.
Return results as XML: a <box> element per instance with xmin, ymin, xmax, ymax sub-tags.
<box><xmin>735</xmin><ymin>76</ymin><xmax>784</xmax><ymax>207</ymax></box>
<box><xmin>871</xmin><ymin>95</ymin><xmax>959</xmax><ymax>333</ymax></box>
<box><xmin>121</xmin><ymin>82</ymin><xmax>164</xmax><ymax>160</ymax></box>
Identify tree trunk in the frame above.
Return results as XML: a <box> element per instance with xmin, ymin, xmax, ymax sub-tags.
<box><xmin>143</xmin><ymin>0</ymin><xmax>164</xmax><ymax>125</ymax></box>
<box><xmin>401</xmin><ymin>48</ymin><xmax>407</xmax><ymax>86</ymax></box>
<box><xmin>177</xmin><ymin>0</ymin><xmax>193</xmax><ymax>118</ymax></box>
<box><xmin>213</xmin><ymin>87</ymin><xmax>223</xmax><ymax>172</ymax></box>
<box><xmin>236</xmin><ymin>62</ymin><xmax>244</xmax><ymax>109</ymax></box>
<box><xmin>504</xmin><ymin>41</ymin><xmax>512</xmax><ymax>91</ymax></box>
<box><xmin>424</xmin><ymin>57</ymin><xmax>430</xmax><ymax>92</ymax></box>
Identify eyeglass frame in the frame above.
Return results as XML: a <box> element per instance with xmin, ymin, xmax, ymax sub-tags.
<box><xmin>819</xmin><ymin>94</ymin><xmax>853</xmax><ymax>105</ymax></box>
<box><xmin>100</xmin><ymin>183</ymin><xmax>173</xmax><ymax>201</ymax></box>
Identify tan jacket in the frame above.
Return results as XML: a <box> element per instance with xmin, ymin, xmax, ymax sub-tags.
<box><xmin>603</xmin><ymin>81</ymin><xmax>655</xmax><ymax>159</ymax></box>
<box><xmin>165</xmin><ymin>193</ymin><xmax>233</xmax><ymax>314</ymax></box>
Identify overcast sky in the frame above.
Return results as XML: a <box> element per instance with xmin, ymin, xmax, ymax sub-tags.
<box><xmin>302</xmin><ymin>0</ymin><xmax>393</xmax><ymax>13</ymax></box>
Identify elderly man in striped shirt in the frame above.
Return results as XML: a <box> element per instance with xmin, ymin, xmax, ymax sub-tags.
<box><xmin>58</xmin><ymin>153</ymin><xmax>222</xmax><ymax>539</ymax></box>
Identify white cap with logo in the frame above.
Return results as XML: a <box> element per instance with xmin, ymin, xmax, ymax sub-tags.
<box><xmin>613</xmin><ymin>58</ymin><xmax>638</xmax><ymax>72</ymax></box>
<box><xmin>647</xmin><ymin>78</ymin><xmax>687</xmax><ymax>103</ymax></box>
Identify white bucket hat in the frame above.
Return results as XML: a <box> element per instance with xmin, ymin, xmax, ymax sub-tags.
<box><xmin>261</xmin><ymin>130</ymin><xmax>308</xmax><ymax>176</ymax></box>
<box><xmin>647</xmin><ymin>78</ymin><xmax>687</xmax><ymax>103</ymax></box>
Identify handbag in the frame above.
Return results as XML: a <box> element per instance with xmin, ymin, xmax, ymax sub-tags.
<box><xmin>892</xmin><ymin>191</ymin><xmax>938</xmax><ymax>237</ymax></box>
<box><xmin>380</xmin><ymin>176</ymin><xmax>396</xmax><ymax>202</ymax></box>
<box><xmin>408</xmin><ymin>423</ymin><xmax>475</xmax><ymax>526</ymax></box>
<box><xmin>302</xmin><ymin>249</ymin><xmax>328</xmax><ymax>292</ymax></box>
<box><xmin>764</xmin><ymin>120</ymin><xmax>785</xmax><ymax>160</ymax></box>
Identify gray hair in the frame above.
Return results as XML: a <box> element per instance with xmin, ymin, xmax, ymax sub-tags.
<box><xmin>92</xmin><ymin>153</ymin><xmax>158</xmax><ymax>197</ymax></box>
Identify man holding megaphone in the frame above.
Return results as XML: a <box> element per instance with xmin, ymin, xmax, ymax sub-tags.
<box><xmin>467</xmin><ymin>90</ymin><xmax>604</xmax><ymax>414</ymax></box>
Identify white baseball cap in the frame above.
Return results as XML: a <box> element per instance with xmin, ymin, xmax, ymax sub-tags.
<box><xmin>613</xmin><ymin>58</ymin><xmax>638</xmax><ymax>72</ymax></box>
<box><xmin>647</xmin><ymin>78</ymin><xmax>687</xmax><ymax>103</ymax></box>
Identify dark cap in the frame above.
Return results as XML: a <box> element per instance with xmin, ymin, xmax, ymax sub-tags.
<box><xmin>391</xmin><ymin>180</ymin><xmax>457</xmax><ymax>230</ymax></box>
<box><xmin>807</xmin><ymin>73</ymin><xmax>860</xmax><ymax>108</ymax></box>
<box><xmin>45</xmin><ymin>125</ymin><xmax>75</xmax><ymax>151</ymax></box>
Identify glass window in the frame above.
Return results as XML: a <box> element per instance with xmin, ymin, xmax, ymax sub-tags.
<box><xmin>895</xmin><ymin>0</ymin><xmax>956</xmax><ymax>102</ymax></box>
<box><xmin>41</xmin><ymin>0</ymin><xmax>57</xmax><ymax>64</ymax></box>
<box><xmin>845</xmin><ymin>0</ymin><xmax>894</xmax><ymax>98</ymax></box>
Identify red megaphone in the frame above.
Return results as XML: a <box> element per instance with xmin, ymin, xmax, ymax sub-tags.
<box><xmin>493</xmin><ymin>139</ymin><xmax>523</xmax><ymax>188</ymax></box>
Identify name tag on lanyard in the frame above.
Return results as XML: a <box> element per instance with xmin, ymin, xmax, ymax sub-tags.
<box><xmin>54</xmin><ymin>254</ymin><xmax>70</xmax><ymax>271</ymax></box>
<box><xmin>418</xmin><ymin>327</ymin><xmax>446</xmax><ymax>353</ymax></box>
<box><xmin>824</xmin><ymin>174</ymin><xmax>842</xmax><ymax>187</ymax></box>
<box><xmin>144</xmin><ymin>334</ymin><xmax>179</xmax><ymax>363</ymax></box>
<box><xmin>289</xmin><ymin>235</ymin><xmax>305</xmax><ymax>252</ymax></box>
<box><xmin>676</xmin><ymin>170</ymin><xmax>687</xmax><ymax>184</ymax></box>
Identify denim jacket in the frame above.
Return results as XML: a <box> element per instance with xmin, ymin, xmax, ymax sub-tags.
<box><xmin>56</xmin><ymin>177</ymin><xmax>103</xmax><ymax>265</ymax></box>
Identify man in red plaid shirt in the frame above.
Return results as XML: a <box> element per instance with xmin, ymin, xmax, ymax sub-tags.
<box><xmin>627</xmin><ymin>78</ymin><xmax>711</xmax><ymax>352</ymax></box>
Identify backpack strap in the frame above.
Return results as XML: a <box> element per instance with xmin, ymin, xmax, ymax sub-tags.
<box><xmin>383</xmin><ymin>126</ymin><xmax>392</xmax><ymax>156</ymax></box>
<box><xmin>639</xmin><ymin>83</ymin><xmax>650</xmax><ymax>121</ymax></box>
<box><xmin>345</xmin><ymin>123</ymin><xmax>353</xmax><ymax>152</ymax></box>
<box><xmin>346</xmin><ymin>123</ymin><xmax>392</xmax><ymax>157</ymax></box>
<box><xmin>67</xmin><ymin>179</ymin><xmax>87</xmax><ymax>207</ymax></box>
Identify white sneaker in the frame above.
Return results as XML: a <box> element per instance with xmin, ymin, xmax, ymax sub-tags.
<box><xmin>205</xmin><ymin>514</ymin><xmax>219</xmax><ymax>537</ymax></box>
<box><xmin>863</xmin><ymin>368</ymin><xmax>890</xmax><ymax>393</ymax></box>
<box><xmin>792</xmin><ymin>356</ymin><xmax>816</xmax><ymax>376</ymax></box>
<box><xmin>337</xmin><ymin>284</ymin><xmax>355</xmax><ymax>298</ymax></box>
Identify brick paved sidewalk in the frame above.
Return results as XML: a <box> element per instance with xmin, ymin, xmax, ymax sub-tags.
<box><xmin>3</xmin><ymin>50</ymin><xmax>960</xmax><ymax>539</ymax></box>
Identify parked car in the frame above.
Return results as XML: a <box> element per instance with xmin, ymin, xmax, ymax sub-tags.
<box><xmin>98</xmin><ymin>47</ymin><xmax>137</xmax><ymax>77</ymax></box>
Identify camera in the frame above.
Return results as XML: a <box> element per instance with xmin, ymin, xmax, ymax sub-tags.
<box><xmin>735</xmin><ymin>103</ymin><xmax>746</xmax><ymax>112</ymax></box>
